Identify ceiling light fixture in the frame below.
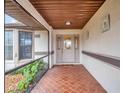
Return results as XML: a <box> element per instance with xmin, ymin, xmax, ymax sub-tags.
<box><xmin>65</xmin><ymin>21</ymin><xmax>71</xmax><ymax>25</ymax></box>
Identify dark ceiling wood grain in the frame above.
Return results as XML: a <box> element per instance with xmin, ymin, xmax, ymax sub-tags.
<box><xmin>29</xmin><ymin>0</ymin><xmax>105</xmax><ymax>29</ymax></box>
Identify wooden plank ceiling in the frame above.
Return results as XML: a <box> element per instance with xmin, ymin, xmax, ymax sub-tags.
<box><xmin>5</xmin><ymin>0</ymin><xmax>46</xmax><ymax>30</ymax></box>
<box><xmin>29</xmin><ymin>0</ymin><xmax>105</xmax><ymax>29</ymax></box>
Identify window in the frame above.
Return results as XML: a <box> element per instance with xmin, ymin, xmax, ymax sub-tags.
<box><xmin>74</xmin><ymin>36</ymin><xmax>79</xmax><ymax>49</ymax></box>
<box><xmin>5</xmin><ymin>31</ymin><xmax>13</xmax><ymax>60</ymax></box>
<box><xmin>64</xmin><ymin>35</ymin><xmax>72</xmax><ymax>49</ymax></box>
<box><xmin>57</xmin><ymin>36</ymin><xmax>61</xmax><ymax>50</ymax></box>
<box><xmin>19</xmin><ymin>31</ymin><xmax>32</xmax><ymax>59</ymax></box>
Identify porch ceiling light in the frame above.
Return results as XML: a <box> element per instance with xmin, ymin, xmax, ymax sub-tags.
<box><xmin>65</xmin><ymin>21</ymin><xmax>71</xmax><ymax>25</ymax></box>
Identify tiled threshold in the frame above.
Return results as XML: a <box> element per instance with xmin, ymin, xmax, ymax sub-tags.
<box><xmin>31</xmin><ymin>64</ymin><xmax>107</xmax><ymax>93</ymax></box>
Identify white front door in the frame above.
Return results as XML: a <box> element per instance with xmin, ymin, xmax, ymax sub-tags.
<box><xmin>62</xmin><ymin>35</ymin><xmax>74</xmax><ymax>63</ymax></box>
<box><xmin>56</xmin><ymin>34</ymin><xmax>79</xmax><ymax>63</ymax></box>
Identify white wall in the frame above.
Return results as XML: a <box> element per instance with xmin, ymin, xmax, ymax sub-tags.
<box><xmin>53</xmin><ymin>29</ymin><xmax>82</xmax><ymax>65</ymax></box>
<box><xmin>81</xmin><ymin>0</ymin><xmax>120</xmax><ymax>93</ymax></box>
<box><xmin>34</xmin><ymin>30</ymin><xmax>48</xmax><ymax>52</ymax></box>
<box><xmin>34</xmin><ymin>30</ymin><xmax>49</xmax><ymax>63</ymax></box>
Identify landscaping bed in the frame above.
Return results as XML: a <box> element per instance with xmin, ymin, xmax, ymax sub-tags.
<box><xmin>5</xmin><ymin>59</ymin><xmax>48</xmax><ymax>93</ymax></box>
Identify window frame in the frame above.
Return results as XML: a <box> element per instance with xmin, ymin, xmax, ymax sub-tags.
<box><xmin>19</xmin><ymin>30</ymin><xmax>33</xmax><ymax>60</ymax></box>
<box><xmin>5</xmin><ymin>29</ymin><xmax>14</xmax><ymax>61</ymax></box>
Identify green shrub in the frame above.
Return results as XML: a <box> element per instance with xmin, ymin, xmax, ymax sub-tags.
<box><xmin>16</xmin><ymin>59</ymin><xmax>45</xmax><ymax>92</ymax></box>
<box><xmin>8</xmin><ymin>90</ymin><xmax>16</xmax><ymax>93</ymax></box>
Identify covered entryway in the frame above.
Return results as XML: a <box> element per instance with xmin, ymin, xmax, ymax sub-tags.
<box><xmin>4</xmin><ymin>0</ymin><xmax>120</xmax><ymax>93</ymax></box>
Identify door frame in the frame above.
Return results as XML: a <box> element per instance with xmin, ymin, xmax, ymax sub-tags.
<box><xmin>56</xmin><ymin>34</ymin><xmax>80</xmax><ymax>64</ymax></box>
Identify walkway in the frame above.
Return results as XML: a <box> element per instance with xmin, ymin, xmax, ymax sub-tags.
<box><xmin>31</xmin><ymin>65</ymin><xmax>107</xmax><ymax>93</ymax></box>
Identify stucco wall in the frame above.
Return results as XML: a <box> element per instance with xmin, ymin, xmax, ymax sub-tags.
<box><xmin>80</xmin><ymin>0</ymin><xmax>120</xmax><ymax>93</ymax></box>
<box><xmin>34</xmin><ymin>31</ymin><xmax>48</xmax><ymax>52</ymax></box>
<box><xmin>34</xmin><ymin>30</ymin><xmax>49</xmax><ymax>64</ymax></box>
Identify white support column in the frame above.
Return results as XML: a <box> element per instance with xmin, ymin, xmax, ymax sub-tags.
<box><xmin>49</xmin><ymin>26</ymin><xmax>54</xmax><ymax>68</ymax></box>
<box><xmin>13</xmin><ymin>29</ymin><xmax>19</xmax><ymax>66</ymax></box>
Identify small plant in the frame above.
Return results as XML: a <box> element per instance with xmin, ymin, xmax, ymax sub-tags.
<box><xmin>17</xmin><ymin>79</ymin><xmax>27</xmax><ymax>91</ymax></box>
<box><xmin>8</xmin><ymin>90</ymin><xmax>16</xmax><ymax>93</ymax></box>
<box><xmin>16</xmin><ymin>59</ymin><xmax>45</xmax><ymax>92</ymax></box>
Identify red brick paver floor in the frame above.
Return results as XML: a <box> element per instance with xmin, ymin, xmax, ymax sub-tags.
<box><xmin>31</xmin><ymin>65</ymin><xmax>107</xmax><ymax>93</ymax></box>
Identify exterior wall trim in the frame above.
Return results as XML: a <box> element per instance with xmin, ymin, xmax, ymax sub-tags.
<box><xmin>82</xmin><ymin>50</ymin><xmax>120</xmax><ymax>68</ymax></box>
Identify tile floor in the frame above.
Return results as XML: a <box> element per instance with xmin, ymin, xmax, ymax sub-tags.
<box><xmin>31</xmin><ymin>65</ymin><xmax>107</xmax><ymax>93</ymax></box>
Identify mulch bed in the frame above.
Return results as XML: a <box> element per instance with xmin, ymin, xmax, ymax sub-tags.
<box><xmin>5</xmin><ymin>74</ymin><xmax>24</xmax><ymax>93</ymax></box>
